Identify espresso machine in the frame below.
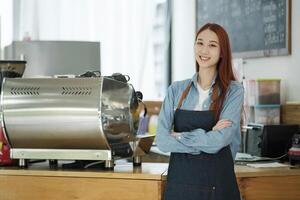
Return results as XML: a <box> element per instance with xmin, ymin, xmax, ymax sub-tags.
<box><xmin>0</xmin><ymin>60</ymin><xmax>26</xmax><ymax>166</ymax></box>
<box><xmin>1</xmin><ymin>75</ymin><xmax>153</xmax><ymax>169</ymax></box>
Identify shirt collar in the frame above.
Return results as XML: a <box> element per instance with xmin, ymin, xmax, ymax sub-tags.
<box><xmin>191</xmin><ymin>72</ymin><xmax>217</xmax><ymax>90</ymax></box>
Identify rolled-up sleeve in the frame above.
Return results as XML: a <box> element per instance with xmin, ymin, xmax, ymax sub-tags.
<box><xmin>176</xmin><ymin>83</ymin><xmax>244</xmax><ymax>154</ymax></box>
<box><xmin>156</xmin><ymin>84</ymin><xmax>198</xmax><ymax>153</ymax></box>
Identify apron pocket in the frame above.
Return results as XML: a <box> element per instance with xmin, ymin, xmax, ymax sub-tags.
<box><xmin>164</xmin><ymin>183</ymin><xmax>215</xmax><ymax>200</ymax></box>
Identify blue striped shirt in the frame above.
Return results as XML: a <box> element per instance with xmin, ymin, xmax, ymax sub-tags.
<box><xmin>156</xmin><ymin>73</ymin><xmax>244</xmax><ymax>159</ymax></box>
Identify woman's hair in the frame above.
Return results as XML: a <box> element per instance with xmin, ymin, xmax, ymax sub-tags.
<box><xmin>195</xmin><ymin>23</ymin><xmax>236</xmax><ymax>121</ymax></box>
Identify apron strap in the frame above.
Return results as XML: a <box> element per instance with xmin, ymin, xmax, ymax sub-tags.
<box><xmin>209</xmin><ymin>82</ymin><xmax>219</xmax><ymax>110</ymax></box>
<box><xmin>176</xmin><ymin>82</ymin><xmax>192</xmax><ymax>109</ymax></box>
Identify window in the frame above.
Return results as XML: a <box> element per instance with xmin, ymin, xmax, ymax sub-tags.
<box><xmin>9</xmin><ymin>0</ymin><xmax>171</xmax><ymax>100</ymax></box>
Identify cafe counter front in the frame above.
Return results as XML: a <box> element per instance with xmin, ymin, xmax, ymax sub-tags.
<box><xmin>1</xmin><ymin>162</ymin><xmax>300</xmax><ymax>200</ymax></box>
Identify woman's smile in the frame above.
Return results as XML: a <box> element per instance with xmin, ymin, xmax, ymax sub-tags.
<box><xmin>199</xmin><ymin>55</ymin><xmax>210</xmax><ymax>61</ymax></box>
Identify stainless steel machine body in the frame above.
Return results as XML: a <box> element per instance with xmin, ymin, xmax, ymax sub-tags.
<box><xmin>1</xmin><ymin>77</ymin><xmax>153</xmax><ymax>167</ymax></box>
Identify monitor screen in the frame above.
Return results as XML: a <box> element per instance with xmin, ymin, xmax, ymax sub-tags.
<box><xmin>261</xmin><ymin>124</ymin><xmax>299</xmax><ymax>158</ymax></box>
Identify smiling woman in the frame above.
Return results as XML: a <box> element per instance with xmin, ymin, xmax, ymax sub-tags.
<box><xmin>156</xmin><ymin>23</ymin><xmax>243</xmax><ymax>200</ymax></box>
<box><xmin>195</xmin><ymin>29</ymin><xmax>221</xmax><ymax>71</ymax></box>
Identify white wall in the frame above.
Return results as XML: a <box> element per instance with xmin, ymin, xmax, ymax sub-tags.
<box><xmin>0</xmin><ymin>0</ymin><xmax>13</xmax><ymax>59</ymax></box>
<box><xmin>172</xmin><ymin>0</ymin><xmax>300</xmax><ymax>102</ymax></box>
<box><xmin>171</xmin><ymin>0</ymin><xmax>196</xmax><ymax>82</ymax></box>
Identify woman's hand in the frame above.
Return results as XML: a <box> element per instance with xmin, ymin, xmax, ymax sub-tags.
<box><xmin>212</xmin><ymin>119</ymin><xmax>232</xmax><ymax>131</ymax></box>
<box><xmin>171</xmin><ymin>131</ymin><xmax>182</xmax><ymax>140</ymax></box>
<box><xmin>171</xmin><ymin>131</ymin><xmax>180</xmax><ymax>137</ymax></box>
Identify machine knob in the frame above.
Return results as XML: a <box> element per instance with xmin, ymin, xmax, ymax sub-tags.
<box><xmin>136</xmin><ymin>91</ymin><xmax>143</xmax><ymax>101</ymax></box>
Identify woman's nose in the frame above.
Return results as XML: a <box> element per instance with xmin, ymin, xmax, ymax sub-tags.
<box><xmin>199</xmin><ymin>46</ymin><xmax>209</xmax><ymax>54</ymax></box>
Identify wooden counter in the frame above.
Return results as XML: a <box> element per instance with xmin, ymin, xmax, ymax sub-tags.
<box><xmin>1</xmin><ymin>162</ymin><xmax>300</xmax><ymax>200</ymax></box>
<box><xmin>235</xmin><ymin>165</ymin><xmax>300</xmax><ymax>200</ymax></box>
<box><xmin>0</xmin><ymin>162</ymin><xmax>168</xmax><ymax>200</ymax></box>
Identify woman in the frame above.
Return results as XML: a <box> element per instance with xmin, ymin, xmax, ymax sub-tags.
<box><xmin>156</xmin><ymin>23</ymin><xmax>243</xmax><ymax>200</ymax></box>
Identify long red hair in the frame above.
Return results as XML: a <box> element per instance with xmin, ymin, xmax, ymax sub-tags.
<box><xmin>195</xmin><ymin>23</ymin><xmax>236</xmax><ymax>120</ymax></box>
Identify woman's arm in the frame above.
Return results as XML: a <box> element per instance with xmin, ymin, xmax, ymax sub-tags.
<box><xmin>156</xmin><ymin>84</ymin><xmax>199</xmax><ymax>153</ymax></box>
<box><xmin>175</xmin><ymin>82</ymin><xmax>244</xmax><ymax>154</ymax></box>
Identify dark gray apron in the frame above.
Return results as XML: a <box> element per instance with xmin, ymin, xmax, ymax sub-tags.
<box><xmin>164</xmin><ymin>84</ymin><xmax>240</xmax><ymax>200</ymax></box>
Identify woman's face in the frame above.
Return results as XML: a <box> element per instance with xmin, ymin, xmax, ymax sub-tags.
<box><xmin>195</xmin><ymin>29</ymin><xmax>221</xmax><ymax>70</ymax></box>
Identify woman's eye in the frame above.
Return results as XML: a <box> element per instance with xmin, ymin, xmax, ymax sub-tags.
<box><xmin>209</xmin><ymin>44</ymin><xmax>217</xmax><ymax>47</ymax></box>
<box><xmin>196</xmin><ymin>42</ymin><xmax>203</xmax><ymax>45</ymax></box>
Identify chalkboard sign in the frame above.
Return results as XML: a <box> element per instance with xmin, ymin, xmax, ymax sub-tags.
<box><xmin>196</xmin><ymin>0</ymin><xmax>291</xmax><ymax>58</ymax></box>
